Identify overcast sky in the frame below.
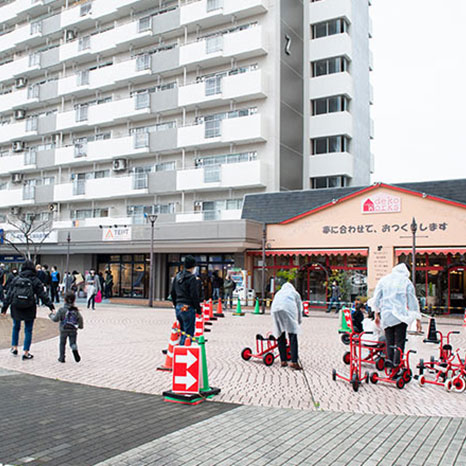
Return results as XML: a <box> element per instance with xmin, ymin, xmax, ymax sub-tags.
<box><xmin>370</xmin><ymin>0</ymin><xmax>466</xmax><ymax>183</ymax></box>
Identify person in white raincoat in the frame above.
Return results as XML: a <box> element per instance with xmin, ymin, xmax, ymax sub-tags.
<box><xmin>271</xmin><ymin>282</ymin><xmax>303</xmax><ymax>370</ymax></box>
<box><xmin>369</xmin><ymin>263</ymin><xmax>422</xmax><ymax>367</ymax></box>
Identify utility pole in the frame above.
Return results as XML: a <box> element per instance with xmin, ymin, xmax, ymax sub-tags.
<box><xmin>65</xmin><ymin>232</ymin><xmax>71</xmax><ymax>291</ymax></box>
<box><xmin>410</xmin><ymin>217</ymin><xmax>417</xmax><ymax>287</ymax></box>
<box><xmin>147</xmin><ymin>214</ymin><xmax>158</xmax><ymax>307</ymax></box>
<box><xmin>261</xmin><ymin>222</ymin><xmax>266</xmax><ymax>314</ymax></box>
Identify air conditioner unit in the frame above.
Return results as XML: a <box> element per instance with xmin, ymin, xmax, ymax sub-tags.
<box><xmin>11</xmin><ymin>173</ymin><xmax>23</xmax><ymax>184</ymax></box>
<box><xmin>194</xmin><ymin>201</ymin><xmax>202</xmax><ymax>208</ymax></box>
<box><xmin>15</xmin><ymin>77</ymin><xmax>27</xmax><ymax>89</ymax></box>
<box><xmin>14</xmin><ymin>109</ymin><xmax>26</xmax><ymax>120</ymax></box>
<box><xmin>10</xmin><ymin>206</ymin><xmax>21</xmax><ymax>215</ymax></box>
<box><xmin>195</xmin><ymin>158</ymin><xmax>203</xmax><ymax>166</ymax></box>
<box><xmin>112</xmin><ymin>158</ymin><xmax>127</xmax><ymax>171</ymax></box>
<box><xmin>48</xmin><ymin>202</ymin><xmax>58</xmax><ymax>212</ymax></box>
<box><xmin>12</xmin><ymin>141</ymin><xmax>25</xmax><ymax>152</ymax></box>
<box><xmin>65</xmin><ymin>29</ymin><xmax>76</xmax><ymax>41</ymax></box>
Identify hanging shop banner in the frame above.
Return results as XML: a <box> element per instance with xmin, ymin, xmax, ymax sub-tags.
<box><xmin>102</xmin><ymin>226</ymin><xmax>132</xmax><ymax>242</ymax></box>
<box><xmin>5</xmin><ymin>231</ymin><xmax>58</xmax><ymax>244</ymax></box>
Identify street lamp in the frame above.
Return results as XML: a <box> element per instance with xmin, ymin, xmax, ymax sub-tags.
<box><xmin>410</xmin><ymin>217</ymin><xmax>417</xmax><ymax>287</ymax></box>
<box><xmin>261</xmin><ymin>223</ymin><xmax>266</xmax><ymax>314</ymax></box>
<box><xmin>146</xmin><ymin>214</ymin><xmax>158</xmax><ymax>307</ymax></box>
<box><xmin>65</xmin><ymin>232</ymin><xmax>71</xmax><ymax>291</ymax></box>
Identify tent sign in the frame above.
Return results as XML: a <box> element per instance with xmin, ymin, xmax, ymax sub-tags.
<box><xmin>102</xmin><ymin>227</ymin><xmax>131</xmax><ymax>242</ymax></box>
<box><xmin>172</xmin><ymin>346</ymin><xmax>201</xmax><ymax>394</ymax></box>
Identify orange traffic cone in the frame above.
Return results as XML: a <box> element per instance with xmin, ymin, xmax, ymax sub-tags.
<box><xmin>209</xmin><ymin>299</ymin><xmax>217</xmax><ymax>321</ymax></box>
<box><xmin>214</xmin><ymin>298</ymin><xmax>225</xmax><ymax>318</ymax></box>
<box><xmin>463</xmin><ymin>309</ymin><xmax>466</xmax><ymax>327</ymax></box>
<box><xmin>157</xmin><ymin>321</ymin><xmax>180</xmax><ymax>371</ymax></box>
<box><xmin>185</xmin><ymin>338</ymin><xmax>192</xmax><ymax>346</ymax></box>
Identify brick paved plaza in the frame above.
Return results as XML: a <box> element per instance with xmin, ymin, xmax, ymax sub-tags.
<box><xmin>1</xmin><ymin>304</ymin><xmax>465</xmax><ymax>464</ymax></box>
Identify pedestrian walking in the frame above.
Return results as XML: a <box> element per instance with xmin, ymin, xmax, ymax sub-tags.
<box><xmin>223</xmin><ymin>274</ymin><xmax>236</xmax><ymax>310</ymax></box>
<box><xmin>104</xmin><ymin>270</ymin><xmax>114</xmax><ymax>299</ymax></box>
<box><xmin>370</xmin><ymin>263</ymin><xmax>422</xmax><ymax>368</ymax></box>
<box><xmin>0</xmin><ymin>263</ymin><xmax>6</xmax><ymax>303</ymax></box>
<box><xmin>327</xmin><ymin>280</ymin><xmax>341</xmax><ymax>313</ymax></box>
<box><xmin>271</xmin><ymin>281</ymin><xmax>303</xmax><ymax>370</ymax></box>
<box><xmin>0</xmin><ymin>260</ymin><xmax>55</xmax><ymax>360</ymax></box>
<box><xmin>85</xmin><ymin>269</ymin><xmax>101</xmax><ymax>310</ymax></box>
<box><xmin>49</xmin><ymin>291</ymin><xmax>83</xmax><ymax>363</ymax></box>
<box><xmin>170</xmin><ymin>255</ymin><xmax>202</xmax><ymax>345</ymax></box>
<box><xmin>212</xmin><ymin>270</ymin><xmax>223</xmax><ymax>303</ymax></box>
<box><xmin>50</xmin><ymin>266</ymin><xmax>61</xmax><ymax>303</ymax></box>
<box><xmin>4</xmin><ymin>267</ymin><xmax>18</xmax><ymax>293</ymax></box>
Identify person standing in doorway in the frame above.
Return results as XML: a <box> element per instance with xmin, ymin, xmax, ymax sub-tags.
<box><xmin>104</xmin><ymin>270</ymin><xmax>114</xmax><ymax>299</ymax></box>
<box><xmin>85</xmin><ymin>269</ymin><xmax>101</xmax><ymax>310</ymax></box>
<box><xmin>170</xmin><ymin>255</ymin><xmax>202</xmax><ymax>345</ymax></box>
<box><xmin>370</xmin><ymin>263</ymin><xmax>422</xmax><ymax>368</ymax></box>
<box><xmin>271</xmin><ymin>280</ymin><xmax>303</xmax><ymax>370</ymax></box>
<box><xmin>212</xmin><ymin>271</ymin><xmax>223</xmax><ymax>303</ymax></box>
<box><xmin>50</xmin><ymin>266</ymin><xmax>61</xmax><ymax>303</ymax></box>
<box><xmin>327</xmin><ymin>280</ymin><xmax>341</xmax><ymax>313</ymax></box>
<box><xmin>1</xmin><ymin>260</ymin><xmax>55</xmax><ymax>360</ymax></box>
<box><xmin>223</xmin><ymin>273</ymin><xmax>236</xmax><ymax>310</ymax></box>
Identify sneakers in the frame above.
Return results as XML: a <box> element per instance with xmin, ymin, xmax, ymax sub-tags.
<box><xmin>22</xmin><ymin>353</ymin><xmax>33</xmax><ymax>360</ymax></box>
<box><xmin>10</xmin><ymin>348</ymin><xmax>18</xmax><ymax>355</ymax></box>
<box><xmin>72</xmin><ymin>348</ymin><xmax>81</xmax><ymax>363</ymax></box>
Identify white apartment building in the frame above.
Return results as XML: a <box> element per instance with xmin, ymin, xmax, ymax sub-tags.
<box><xmin>0</xmin><ymin>0</ymin><xmax>371</xmax><ymax>299</ymax></box>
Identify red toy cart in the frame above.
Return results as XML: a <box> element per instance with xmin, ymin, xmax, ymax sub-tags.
<box><xmin>369</xmin><ymin>347</ymin><xmax>416</xmax><ymax>389</ymax></box>
<box><xmin>418</xmin><ymin>330</ymin><xmax>460</xmax><ymax>374</ymax></box>
<box><xmin>241</xmin><ymin>333</ymin><xmax>290</xmax><ymax>366</ymax></box>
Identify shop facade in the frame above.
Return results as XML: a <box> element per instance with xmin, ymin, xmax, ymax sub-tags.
<box><xmin>243</xmin><ymin>181</ymin><xmax>466</xmax><ymax>313</ymax></box>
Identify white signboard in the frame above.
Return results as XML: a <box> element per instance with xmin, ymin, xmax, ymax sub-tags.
<box><xmin>362</xmin><ymin>193</ymin><xmax>401</xmax><ymax>214</ymax></box>
<box><xmin>102</xmin><ymin>226</ymin><xmax>132</xmax><ymax>242</ymax></box>
<box><xmin>6</xmin><ymin>231</ymin><xmax>58</xmax><ymax>244</ymax></box>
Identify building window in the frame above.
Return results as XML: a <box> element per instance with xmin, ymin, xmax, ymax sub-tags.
<box><xmin>25</xmin><ymin>116</ymin><xmax>38</xmax><ymax>132</ymax></box>
<box><xmin>76</xmin><ymin>70</ymin><xmax>89</xmax><ymax>86</ymax></box>
<box><xmin>311</xmin><ymin>95</ymin><xmax>349</xmax><ymax>115</ymax></box>
<box><xmin>80</xmin><ymin>2</ymin><xmax>92</xmax><ymax>16</ymax></box>
<box><xmin>206</xmin><ymin>35</ymin><xmax>223</xmax><ymax>54</ymax></box>
<box><xmin>311</xmin><ymin>176</ymin><xmax>348</xmax><ymax>189</ymax></box>
<box><xmin>133</xmin><ymin>132</ymin><xmax>149</xmax><ymax>148</ymax></box>
<box><xmin>312</xmin><ymin>56</ymin><xmax>349</xmax><ymax>77</ymax></box>
<box><xmin>205</xmin><ymin>75</ymin><xmax>222</xmax><ymax>96</ymax></box>
<box><xmin>312</xmin><ymin>18</ymin><xmax>348</xmax><ymax>39</ymax></box>
<box><xmin>132</xmin><ymin>167</ymin><xmax>149</xmax><ymax>190</ymax></box>
<box><xmin>207</xmin><ymin>0</ymin><xmax>223</xmax><ymax>12</ymax></box>
<box><xmin>135</xmin><ymin>92</ymin><xmax>150</xmax><ymax>109</ymax></box>
<box><xmin>196</xmin><ymin>151</ymin><xmax>257</xmax><ymax>168</ymax></box>
<box><xmin>27</xmin><ymin>84</ymin><xmax>40</xmax><ymax>99</ymax></box>
<box><xmin>205</xmin><ymin>118</ymin><xmax>221</xmax><ymax>138</ymax></box>
<box><xmin>75</xmin><ymin>105</ymin><xmax>88</xmax><ymax>122</ymax></box>
<box><xmin>138</xmin><ymin>16</ymin><xmax>151</xmax><ymax>33</ymax></box>
<box><xmin>94</xmin><ymin>170</ymin><xmax>110</xmax><ymax>179</ymax></box>
<box><xmin>24</xmin><ymin>149</ymin><xmax>37</xmax><ymax>165</ymax></box>
<box><xmin>154</xmin><ymin>203</ymin><xmax>175</xmax><ymax>214</ymax></box>
<box><xmin>30</xmin><ymin>21</ymin><xmax>42</xmax><ymax>35</ymax></box>
<box><xmin>204</xmin><ymin>165</ymin><xmax>221</xmax><ymax>183</ymax></box>
<box><xmin>136</xmin><ymin>54</ymin><xmax>151</xmax><ymax>71</ymax></box>
<box><xmin>29</xmin><ymin>52</ymin><xmax>41</xmax><ymax>67</ymax></box>
<box><xmin>155</xmin><ymin>161</ymin><xmax>176</xmax><ymax>172</ymax></box>
<box><xmin>78</xmin><ymin>36</ymin><xmax>91</xmax><ymax>51</ymax></box>
<box><xmin>74</xmin><ymin>139</ymin><xmax>87</xmax><ymax>157</ymax></box>
<box><xmin>311</xmin><ymin>136</ymin><xmax>350</xmax><ymax>154</ymax></box>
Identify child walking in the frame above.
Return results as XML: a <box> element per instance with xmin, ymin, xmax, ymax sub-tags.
<box><xmin>49</xmin><ymin>291</ymin><xmax>83</xmax><ymax>363</ymax></box>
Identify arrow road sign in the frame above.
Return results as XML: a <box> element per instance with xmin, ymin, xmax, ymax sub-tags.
<box><xmin>172</xmin><ymin>346</ymin><xmax>201</xmax><ymax>394</ymax></box>
<box><xmin>174</xmin><ymin>350</ymin><xmax>197</xmax><ymax>369</ymax></box>
<box><xmin>174</xmin><ymin>372</ymin><xmax>197</xmax><ymax>391</ymax></box>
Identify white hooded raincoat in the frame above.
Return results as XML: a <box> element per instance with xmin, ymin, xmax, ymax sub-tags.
<box><xmin>271</xmin><ymin>282</ymin><xmax>302</xmax><ymax>337</ymax></box>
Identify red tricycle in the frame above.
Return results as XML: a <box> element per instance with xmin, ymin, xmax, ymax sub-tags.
<box><xmin>241</xmin><ymin>333</ymin><xmax>290</xmax><ymax>366</ymax></box>
<box><xmin>417</xmin><ymin>330</ymin><xmax>460</xmax><ymax>374</ymax></box>
<box><xmin>369</xmin><ymin>346</ymin><xmax>416</xmax><ymax>389</ymax></box>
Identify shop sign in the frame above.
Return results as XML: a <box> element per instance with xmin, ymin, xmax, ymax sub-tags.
<box><xmin>362</xmin><ymin>193</ymin><xmax>401</xmax><ymax>214</ymax></box>
<box><xmin>322</xmin><ymin>221</ymin><xmax>448</xmax><ymax>235</ymax></box>
<box><xmin>102</xmin><ymin>227</ymin><xmax>131</xmax><ymax>242</ymax></box>
<box><xmin>6</xmin><ymin>231</ymin><xmax>58</xmax><ymax>244</ymax></box>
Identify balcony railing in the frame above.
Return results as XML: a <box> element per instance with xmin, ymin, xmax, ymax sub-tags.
<box><xmin>24</xmin><ymin>150</ymin><xmax>37</xmax><ymax>165</ymax></box>
<box><xmin>72</xmin><ymin>180</ymin><xmax>85</xmax><ymax>195</ymax></box>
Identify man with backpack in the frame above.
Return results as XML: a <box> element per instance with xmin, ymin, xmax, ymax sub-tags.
<box><xmin>1</xmin><ymin>260</ymin><xmax>55</xmax><ymax>360</ymax></box>
<box><xmin>49</xmin><ymin>291</ymin><xmax>83</xmax><ymax>363</ymax></box>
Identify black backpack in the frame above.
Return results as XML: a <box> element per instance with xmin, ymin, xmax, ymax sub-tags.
<box><xmin>63</xmin><ymin>308</ymin><xmax>79</xmax><ymax>330</ymax></box>
<box><xmin>11</xmin><ymin>277</ymin><xmax>35</xmax><ymax>309</ymax></box>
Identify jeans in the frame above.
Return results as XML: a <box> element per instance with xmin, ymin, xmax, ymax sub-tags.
<box><xmin>12</xmin><ymin>319</ymin><xmax>34</xmax><ymax>351</ymax></box>
<box><xmin>223</xmin><ymin>291</ymin><xmax>233</xmax><ymax>309</ymax></box>
<box><xmin>384</xmin><ymin>322</ymin><xmax>407</xmax><ymax>367</ymax></box>
<box><xmin>277</xmin><ymin>332</ymin><xmax>298</xmax><ymax>363</ymax></box>
<box><xmin>327</xmin><ymin>297</ymin><xmax>340</xmax><ymax>312</ymax></box>
<box><xmin>51</xmin><ymin>282</ymin><xmax>60</xmax><ymax>303</ymax></box>
<box><xmin>175</xmin><ymin>304</ymin><xmax>196</xmax><ymax>345</ymax></box>
<box><xmin>59</xmin><ymin>330</ymin><xmax>77</xmax><ymax>361</ymax></box>
<box><xmin>212</xmin><ymin>288</ymin><xmax>220</xmax><ymax>301</ymax></box>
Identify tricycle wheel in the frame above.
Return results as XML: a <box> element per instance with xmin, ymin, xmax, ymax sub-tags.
<box><xmin>453</xmin><ymin>376</ymin><xmax>466</xmax><ymax>393</ymax></box>
<box><xmin>332</xmin><ymin>369</ymin><xmax>337</xmax><ymax>381</ymax></box>
<box><xmin>418</xmin><ymin>358</ymin><xmax>424</xmax><ymax>375</ymax></box>
<box><xmin>263</xmin><ymin>352</ymin><xmax>274</xmax><ymax>366</ymax></box>
<box><xmin>370</xmin><ymin>372</ymin><xmax>378</xmax><ymax>384</ymax></box>
<box><xmin>241</xmin><ymin>347</ymin><xmax>252</xmax><ymax>361</ymax></box>
<box><xmin>396</xmin><ymin>377</ymin><xmax>405</xmax><ymax>390</ymax></box>
<box><xmin>375</xmin><ymin>357</ymin><xmax>385</xmax><ymax>371</ymax></box>
<box><xmin>342</xmin><ymin>351</ymin><xmax>351</xmax><ymax>365</ymax></box>
<box><xmin>341</xmin><ymin>333</ymin><xmax>350</xmax><ymax>345</ymax></box>
<box><xmin>351</xmin><ymin>374</ymin><xmax>360</xmax><ymax>392</ymax></box>
<box><xmin>445</xmin><ymin>378</ymin><xmax>453</xmax><ymax>392</ymax></box>
<box><xmin>365</xmin><ymin>371</ymin><xmax>370</xmax><ymax>384</ymax></box>
<box><xmin>403</xmin><ymin>369</ymin><xmax>412</xmax><ymax>383</ymax></box>
<box><xmin>418</xmin><ymin>375</ymin><xmax>426</xmax><ymax>387</ymax></box>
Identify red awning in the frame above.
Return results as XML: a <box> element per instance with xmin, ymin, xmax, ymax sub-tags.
<box><xmin>395</xmin><ymin>247</ymin><xmax>466</xmax><ymax>257</ymax></box>
<box><xmin>248</xmin><ymin>248</ymin><xmax>368</xmax><ymax>257</ymax></box>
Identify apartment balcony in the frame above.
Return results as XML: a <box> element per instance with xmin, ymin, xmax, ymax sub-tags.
<box><xmin>309</xmin><ymin>152</ymin><xmax>354</xmax><ymax>178</ymax></box>
<box><xmin>178</xmin><ymin>114</ymin><xmax>266</xmax><ymax>149</ymax></box>
<box><xmin>180</xmin><ymin>0</ymin><xmax>267</xmax><ymax>27</ymax></box>
<box><xmin>0</xmin><ymin>154</ymin><xmax>24</xmax><ymax>175</ymax></box>
<box><xmin>148</xmin><ymin>170</ymin><xmax>177</xmax><ymax>194</ymax></box>
<box><xmin>176</xmin><ymin>160</ymin><xmax>265</xmax><ymax>191</ymax></box>
<box><xmin>309</xmin><ymin>72</ymin><xmax>353</xmax><ymax>100</ymax></box>
<box><xmin>179</xmin><ymin>25</ymin><xmax>267</xmax><ymax>69</ymax></box>
<box><xmin>54</xmin><ymin>135</ymin><xmax>150</xmax><ymax>167</ymax></box>
<box><xmin>0</xmin><ymin>53</ymin><xmax>42</xmax><ymax>83</ymax></box>
<box><xmin>0</xmin><ymin>148</ymin><xmax>54</xmax><ymax>174</ymax></box>
<box><xmin>34</xmin><ymin>184</ymin><xmax>54</xmax><ymax>204</ymax></box>
<box><xmin>179</xmin><ymin>70</ymin><xmax>266</xmax><ymax>109</ymax></box>
<box><xmin>53</xmin><ymin>216</ymin><xmax>134</xmax><ymax>230</ymax></box>
<box><xmin>0</xmin><ymin>187</ymin><xmax>34</xmax><ymax>208</ymax></box>
<box><xmin>309</xmin><ymin>112</ymin><xmax>353</xmax><ymax>139</ymax></box>
<box><xmin>0</xmin><ymin>0</ymin><xmax>54</xmax><ymax>26</ymax></box>
<box><xmin>309</xmin><ymin>0</ymin><xmax>352</xmax><ymax>24</ymax></box>
<box><xmin>0</xmin><ymin>113</ymin><xmax>56</xmax><ymax>145</ymax></box>
<box><xmin>176</xmin><ymin>209</ymin><xmax>242</xmax><ymax>223</ymax></box>
<box><xmin>309</xmin><ymin>34</ymin><xmax>352</xmax><ymax>62</ymax></box>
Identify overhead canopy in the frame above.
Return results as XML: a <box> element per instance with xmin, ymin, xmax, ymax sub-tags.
<box><xmin>248</xmin><ymin>248</ymin><xmax>368</xmax><ymax>257</ymax></box>
<box><xmin>395</xmin><ymin>247</ymin><xmax>466</xmax><ymax>257</ymax></box>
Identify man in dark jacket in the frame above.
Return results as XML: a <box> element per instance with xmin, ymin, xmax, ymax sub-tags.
<box><xmin>170</xmin><ymin>255</ymin><xmax>202</xmax><ymax>345</ymax></box>
<box><xmin>1</xmin><ymin>260</ymin><xmax>55</xmax><ymax>360</ymax></box>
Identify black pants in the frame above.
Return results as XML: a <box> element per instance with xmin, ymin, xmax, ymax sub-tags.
<box><xmin>59</xmin><ymin>330</ymin><xmax>77</xmax><ymax>361</ymax></box>
<box><xmin>277</xmin><ymin>332</ymin><xmax>298</xmax><ymax>363</ymax></box>
<box><xmin>87</xmin><ymin>295</ymin><xmax>95</xmax><ymax>310</ymax></box>
<box><xmin>385</xmin><ymin>323</ymin><xmax>407</xmax><ymax>367</ymax></box>
<box><xmin>51</xmin><ymin>282</ymin><xmax>60</xmax><ymax>303</ymax></box>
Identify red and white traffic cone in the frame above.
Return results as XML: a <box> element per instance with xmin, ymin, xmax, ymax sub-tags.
<box><xmin>209</xmin><ymin>299</ymin><xmax>217</xmax><ymax>321</ymax></box>
<box><xmin>157</xmin><ymin>321</ymin><xmax>180</xmax><ymax>371</ymax></box>
<box><xmin>194</xmin><ymin>313</ymin><xmax>205</xmax><ymax>338</ymax></box>
<box><xmin>463</xmin><ymin>309</ymin><xmax>466</xmax><ymax>327</ymax></box>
